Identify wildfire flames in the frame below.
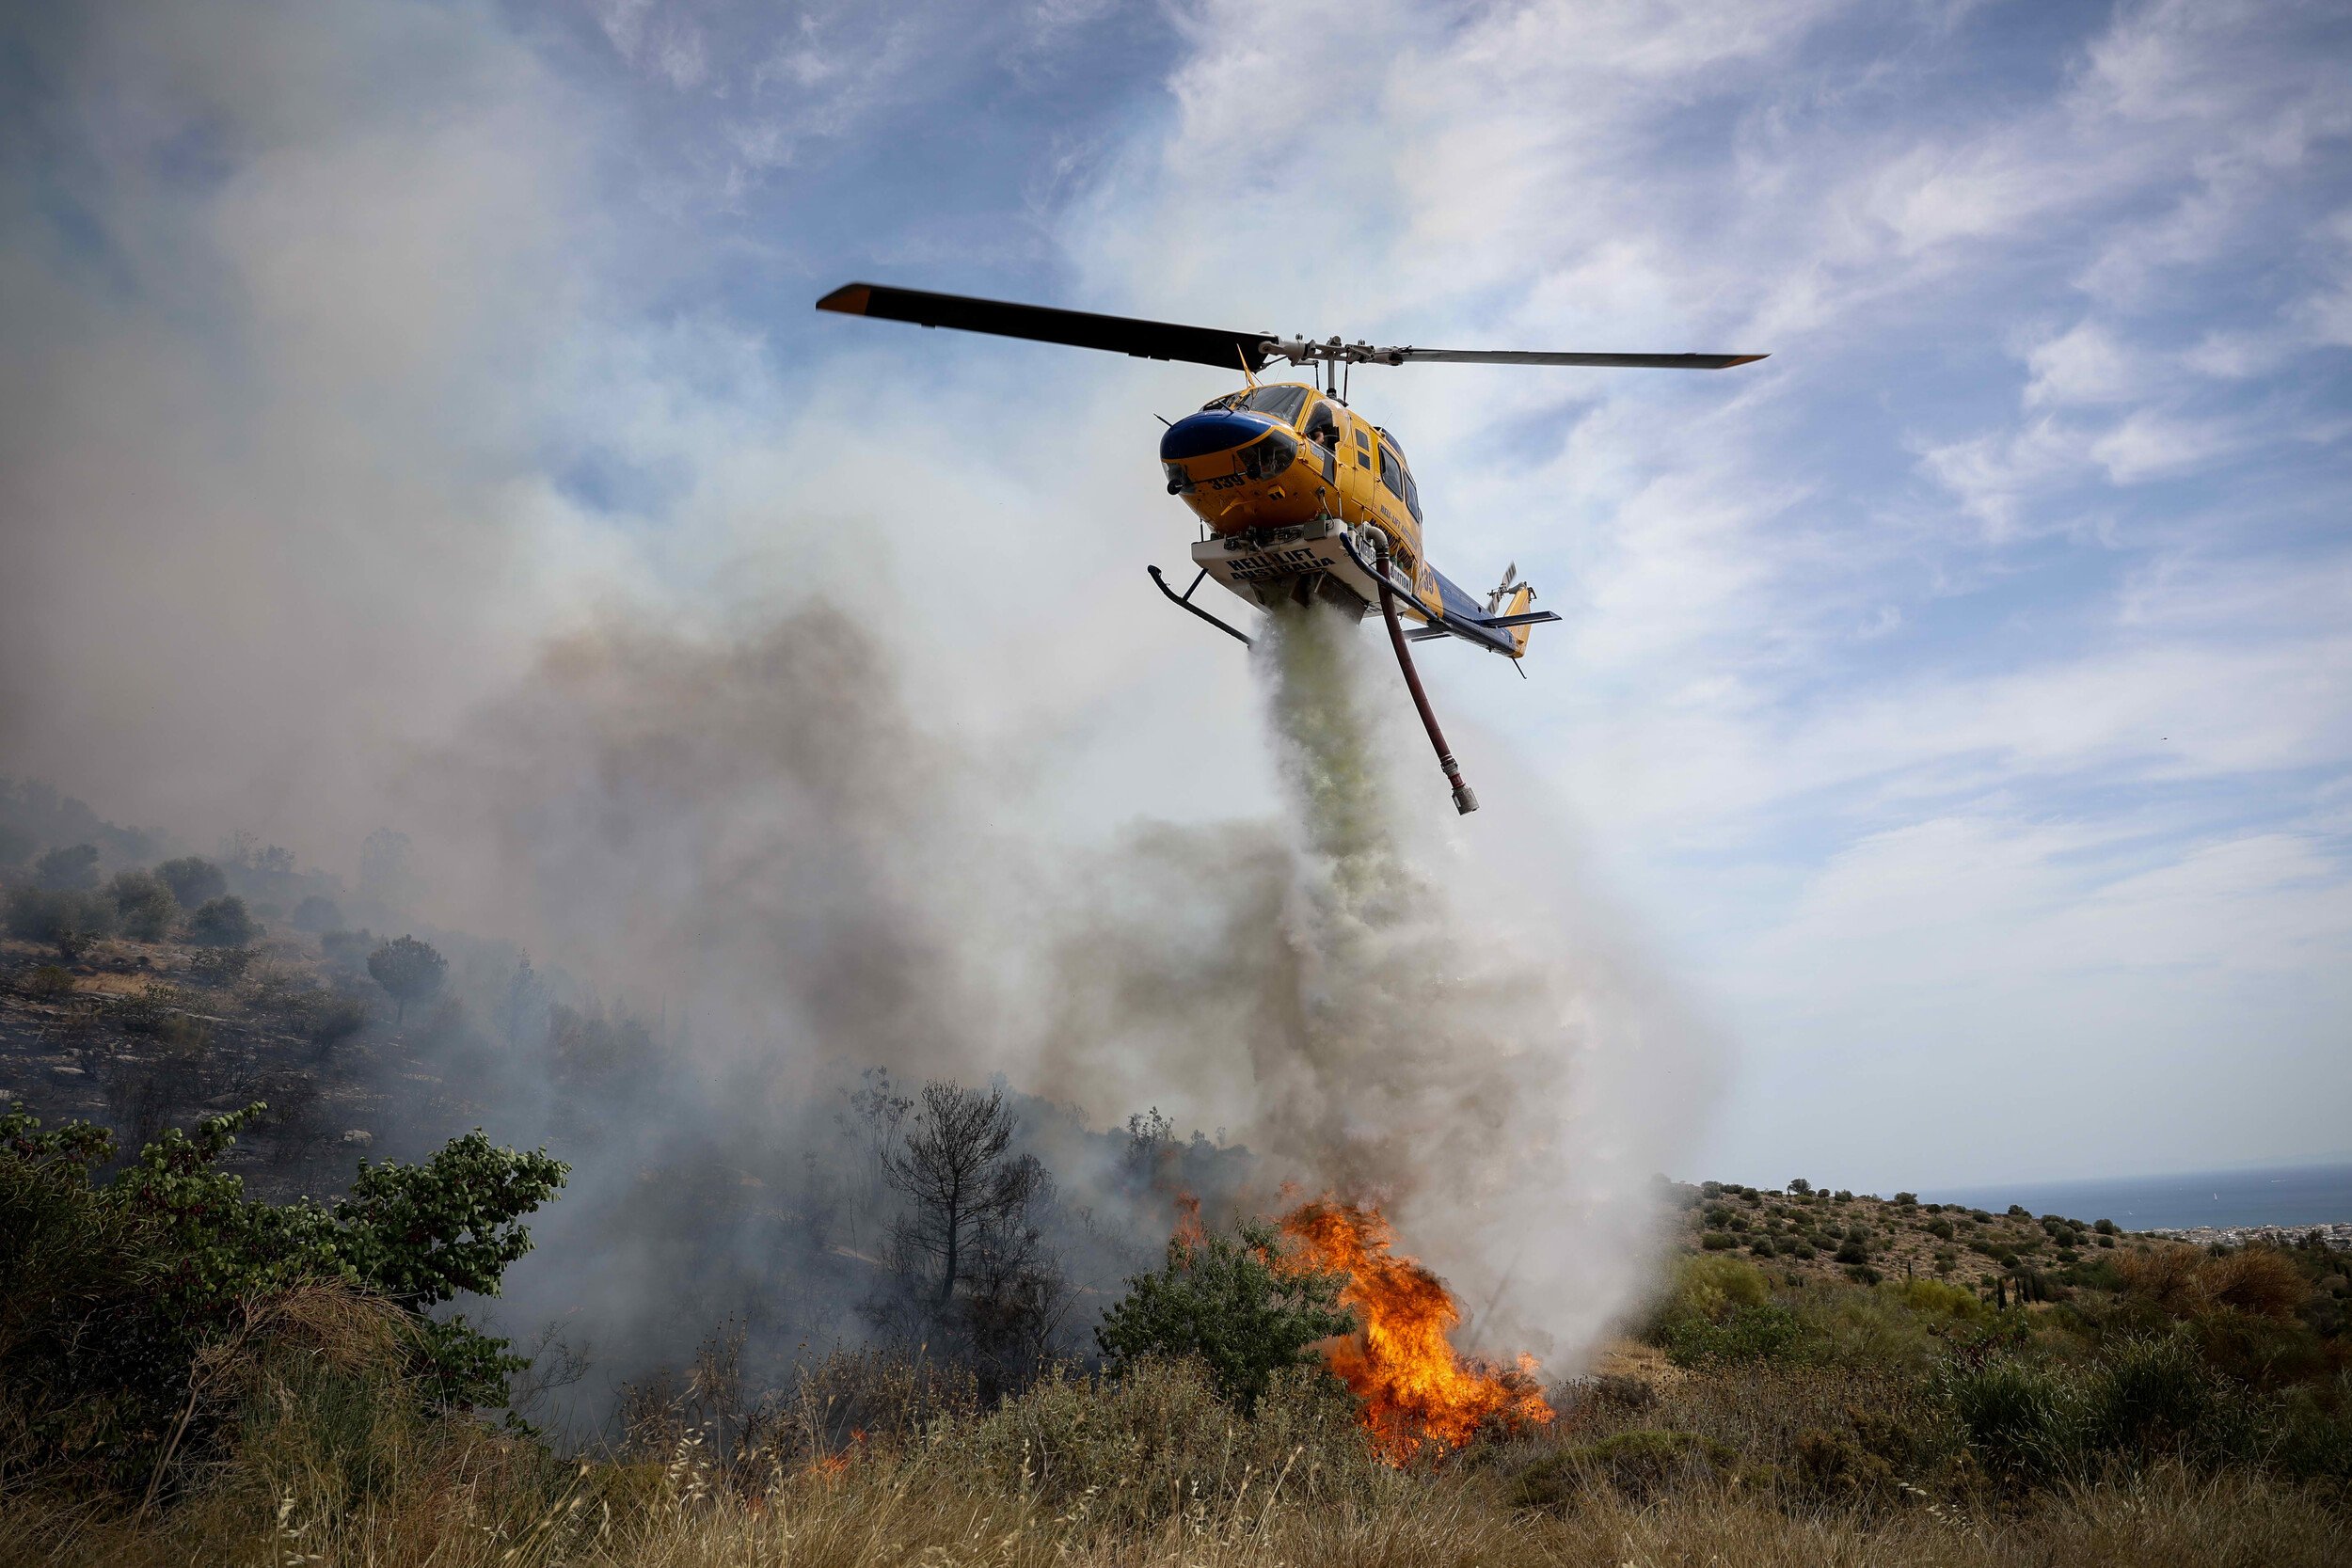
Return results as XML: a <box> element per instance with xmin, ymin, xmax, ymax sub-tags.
<box><xmin>1278</xmin><ymin>1197</ymin><xmax>1553</xmax><ymax>1460</ymax></box>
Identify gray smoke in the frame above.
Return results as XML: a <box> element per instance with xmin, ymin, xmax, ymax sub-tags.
<box><xmin>375</xmin><ymin>592</ymin><xmax>1712</xmax><ymax>1388</ymax></box>
<box><xmin>0</xmin><ymin>0</ymin><xmax>1719</xmax><ymax>1401</ymax></box>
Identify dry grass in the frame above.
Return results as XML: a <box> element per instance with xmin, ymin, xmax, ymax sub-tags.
<box><xmin>3</xmin><ymin>1341</ymin><xmax>2344</xmax><ymax>1568</ymax></box>
<box><xmin>5</xmin><ymin>1440</ymin><xmax>2343</xmax><ymax>1568</ymax></box>
<box><xmin>2120</xmin><ymin>1243</ymin><xmax>2312</xmax><ymax>1322</ymax></box>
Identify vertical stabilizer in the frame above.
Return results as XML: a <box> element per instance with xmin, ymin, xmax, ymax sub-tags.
<box><xmin>1501</xmin><ymin>583</ymin><xmax>1538</xmax><ymax>657</ymax></box>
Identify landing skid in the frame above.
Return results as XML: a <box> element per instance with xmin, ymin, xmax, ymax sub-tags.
<box><xmin>1148</xmin><ymin>564</ymin><xmax>1255</xmax><ymax>646</ymax></box>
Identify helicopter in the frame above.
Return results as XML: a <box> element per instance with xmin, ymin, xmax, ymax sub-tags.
<box><xmin>817</xmin><ymin>282</ymin><xmax>1764</xmax><ymax>815</ymax></box>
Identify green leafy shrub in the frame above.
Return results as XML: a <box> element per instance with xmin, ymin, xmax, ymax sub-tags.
<box><xmin>291</xmin><ymin>895</ymin><xmax>342</xmax><ymax>932</ymax></box>
<box><xmin>106</xmin><ymin>869</ymin><xmax>177</xmax><ymax>940</ymax></box>
<box><xmin>1894</xmin><ymin>1277</ymin><xmax>1987</xmax><ymax>1320</ymax></box>
<box><xmin>1700</xmin><ymin>1230</ymin><xmax>1737</xmax><ymax>1251</ymax></box>
<box><xmin>188</xmin><ymin>943</ymin><xmax>256</xmax><ymax>988</ymax></box>
<box><xmin>1652</xmin><ymin>1256</ymin><xmax>1804</xmax><ymax>1366</ymax></box>
<box><xmin>18</xmin><ymin>963</ymin><xmax>75</xmax><ymax>999</ymax></box>
<box><xmin>32</xmin><ymin>844</ymin><xmax>100</xmax><ymax>890</ymax></box>
<box><xmin>1939</xmin><ymin>1356</ymin><xmax>2089</xmax><ymax>1485</ymax></box>
<box><xmin>0</xmin><ymin>1101</ymin><xmax>566</xmax><ymax>1489</ymax></box>
<box><xmin>319</xmin><ymin>927</ymin><xmax>375</xmax><ymax>966</ymax></box>
<box><xmin>2271</xmin><ymin>1371</ymin><xmax>2352</xmax><ymax>1482</ymax></box>
<box><xmin>1095</xmin><ymin>1221</ymin><xmax>1352</xmax><ymax>1412</ymax></box>
<box><xmin>1664</xmin><ymin>1254</ymin><xmax>1772</xmax><ymax>1319</ymax></box>
<box><xmin>6</xmin><ymin>884</ymin><xmax>117</xmax><ymax>958</ymax></box>
<box><xmin>187</xmin><ymin>895</ymin><xmax>257</xmax><ymax>946</ymax></box>
<box><xmin>155</xmin><ymin>857</ymin><xmax>227</xmax><ymax>908</ymax></box>
<box><xmin>2090</xmin><ymin>1333</ymin><xmax>2215</xmax><ymax>1451</ymax></box>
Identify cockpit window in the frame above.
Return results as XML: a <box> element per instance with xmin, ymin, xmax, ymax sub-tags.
<box><xmin>1203</xmin><ymin>385</ymin><xmax>1311</xmax><ymax>425</ymax></box>
<box><xmin>1244</xmin><ymin>385</ymin><xmax>1308</xmax><ymax>423</ymax></box>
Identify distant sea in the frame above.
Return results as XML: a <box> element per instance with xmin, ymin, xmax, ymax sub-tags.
<box><xmin>1924</xmin><ymin>1163</ymin><xmax>2352</xmax><ymax>1233</ymax></box>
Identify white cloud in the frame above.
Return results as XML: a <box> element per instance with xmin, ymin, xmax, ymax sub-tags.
<box><xmin>2024</xmin><ymin>321</ymin><xmax>2151</xmax><ymax>407</ymax></box>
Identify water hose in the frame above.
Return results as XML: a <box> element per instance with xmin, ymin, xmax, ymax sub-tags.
<box><xmin>1375</xmin><ymin>546</ymin><xmax>1477</xmax><ymax>815</ymax></box>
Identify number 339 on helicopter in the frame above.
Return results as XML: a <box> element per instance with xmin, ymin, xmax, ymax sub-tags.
<box><xmin>817</xmin><ymin>282</ymin><xmax>1765</xmax><ymax>816</ymax></box>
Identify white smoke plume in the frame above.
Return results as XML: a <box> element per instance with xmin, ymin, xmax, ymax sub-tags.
<box><xmin>1029</xmin><ymin>601</ymin><xmax>1720</xmax><ymax>1361</ymax></box>
<box><xmin>0</xmin><ymin>0</ymin><xmax>1720</xmax><ymax>1390</ymax></box>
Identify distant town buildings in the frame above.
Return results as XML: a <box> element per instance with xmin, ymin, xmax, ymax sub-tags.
<box><xmin>2139</xmin><ymin>1221</ymin><xmax>2352</xmax><ymax>1252</ymax></box>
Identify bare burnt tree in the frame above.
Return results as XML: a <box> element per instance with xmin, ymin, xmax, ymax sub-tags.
<box><xmin>866</xmin><ymin>1080</ymin><xmax>1070</xmax><ymax>1393</ymax></box>
<box><xmin>884</xmin><ymin>1080</ymin><xmax>1034</xmax><ymax>1308</ymax></box>
<box><xmin>955</xmin><ymin>1155</ymin><xmax>1073</xmax><ymax>1392</ymax></box>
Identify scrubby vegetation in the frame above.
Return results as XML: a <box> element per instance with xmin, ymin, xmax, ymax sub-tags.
<box><xmin>1</xmin><ymin>1101</ymin><xmax>564</xmax><ymax>1494</ymax></box>
<box><xmin>1</xmin><ymin>1140</ymin><xmax>2344</xmax><ymax>1564</ymax></box>
<box><xmin>0</xmin><ymin>787</ymin><xmax>2344</xmax><ymax>1562</ymax></box>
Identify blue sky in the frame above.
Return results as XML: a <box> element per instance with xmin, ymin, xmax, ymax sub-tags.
<box><xmin>3</xmin><ymin>0</ymin><xmax>2348</xmax><ymax>1192</ymax></box>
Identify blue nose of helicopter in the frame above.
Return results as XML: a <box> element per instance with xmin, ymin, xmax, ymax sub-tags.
<box><xmin>1159</xmin><ymin>409</ymin><xmax>1275</xmax><ymax>462</ymax></box>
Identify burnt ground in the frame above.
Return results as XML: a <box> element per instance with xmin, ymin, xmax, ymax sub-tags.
<box><xmin>0</xmin><ymin>929</ymin><xmax>474</xmax><ymax>1201</ymax></box>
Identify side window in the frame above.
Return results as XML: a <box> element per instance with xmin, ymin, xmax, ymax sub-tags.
<box><xmin>1403</xmin><ymin>470</ymin><xmax>1423</xmax><ymax>525</ymax></box>
<box><xmin>1378</xmin><ymin>443</ymin><xmax>1406</xmax><ymax>500</ymax></box>
<box><xmin>1303</xmin><ymin>400</ymin><xmax>1340</xmax><ymax>448</ymax></box>
<box><xmin>1353</xmin><ymin>428</ymin><xmax>1373</xmax><ymax>468</ymax></box>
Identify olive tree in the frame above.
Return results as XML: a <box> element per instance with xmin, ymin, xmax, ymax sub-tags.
<box><xmin>367</xmin><ymin>934</ymin><xmax>447</xmax><ymax>1023</ymax></box>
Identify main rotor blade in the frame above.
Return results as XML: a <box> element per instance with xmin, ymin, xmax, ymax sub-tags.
<box><xmin>818</xmin><ymin>282</ymin><xmax>1278</xmax><ymax>372</ymax></box>
<box><xmin>1383</xmin><ymin>348</ymin><xmax>1767</xmax><ymax>369</ymax></box>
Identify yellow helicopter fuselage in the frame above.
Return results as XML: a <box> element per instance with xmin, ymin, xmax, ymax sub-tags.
<box><xmin>1159</xmin><ymin>381</ymin><xmax>1456</xmax><ymax>623</ymax></box>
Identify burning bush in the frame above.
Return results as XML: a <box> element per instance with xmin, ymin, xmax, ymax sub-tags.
<box><xmin>1277</xmin><ymin>1198</ymin><xmax>1553</xmax><ymax>1459</ymax></box>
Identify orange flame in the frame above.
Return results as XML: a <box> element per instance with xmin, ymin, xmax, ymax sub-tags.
<box><xmin>1170</xmin><ymin>1192</ymin><xmax>1207</xmax><ymax>1254</ymax></box>
<box><xmin>805</xmin><ymin>1430</ymin><xmax>863</xmax><ymax>1483</ymax></box>
<box><xmin>1278</xmin><ymin>1198</ymin><xmax>1552</xmax><ymax>1461</ymax></box>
